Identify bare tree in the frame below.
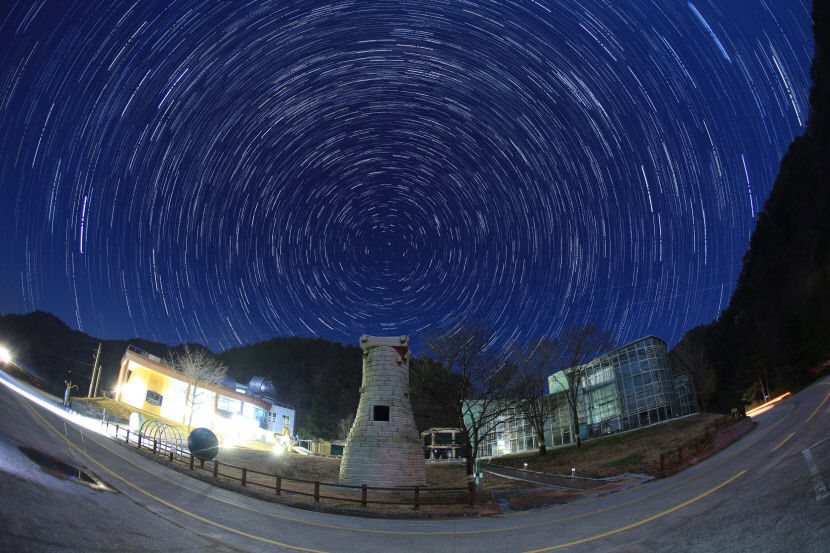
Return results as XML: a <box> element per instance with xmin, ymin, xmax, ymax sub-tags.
<box><xmin>546</xmin><ymin>324</ymin><xmax>614</xmax><ymax>448</ymax></box>
<box><xmin>336</xmin><ymin>411</ymin><xmax>355</xmax><ymax>441</ymax></box>
<box><xmin>168</xmin><ymin>345</ymin><xmax>227</xmax><ymax>431</ymax></box>
<box><xmin>513</xmin><ymin>338</ymin><xmax>558</xmax><ymax>455</ymax></box>
<box><xmin>670</xmin><ymin>327</ymin><xmax>717</xmax><ymax>410</ymax></box>
<box><xmin>426</xmin><ymin>321</ymin><xmax>518</xmax><ymax>478</ymax></box>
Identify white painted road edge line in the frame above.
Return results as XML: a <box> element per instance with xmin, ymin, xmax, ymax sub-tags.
<box><xmin>801</xmin><ymin>448</ymin><xmax>829</xmax><ymax>502</ymax></box>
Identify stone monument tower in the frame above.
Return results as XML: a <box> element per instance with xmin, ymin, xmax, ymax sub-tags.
<box><xmin>339</xmin><ymin>335</ymin><xmax>426</xmax><ymax>487</ymax></box>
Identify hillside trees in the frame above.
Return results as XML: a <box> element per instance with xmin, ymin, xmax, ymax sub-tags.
<box><xmin>669</xmin><ymin>326</ymin><xmax>717</xmax><ymax>410</ymax></box>
<box><xmin>679</xmin><ymin>3</ymin><xmax>830</xmax><ymax>410</ymax></box>
<box><xmin>409</xmin><ymin>355</ymin><xmax>460</xmax><ymax>431</ymax></box>
<box><xmin>217</xmin><ymin>337</ymin><xmax>363</xmax><ymax>439</ymax></box>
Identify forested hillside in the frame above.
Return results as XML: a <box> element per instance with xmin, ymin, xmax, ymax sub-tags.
<box><xmin>217</xmin><ymin>339</ymin><xmax>458</xmax><ymax>437</ymax></box>
<box><xmin>0</xmin><ymin>310</ymin><xmax>456</xmax><ymax>438</ymax></box>
<box><xmin>0</xmin><ymin>310</ymin><xmax>186</xmax><ymax>396</ymax></box>
<box><xmin>672</xmin><ymin>4</ymin><xmax>830</xmax><ymax>410</ymax></box>
<box><xmin>217</xmin><ymin>338</ymin><xmax>363</xmax><ymax>438</ymax></box>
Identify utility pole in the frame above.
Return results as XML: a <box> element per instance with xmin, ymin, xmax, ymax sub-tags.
<box><xmin>88</xmin><ymin>343</ymin><xmax>102</xmax><ymax>398</ymax></box>
<box><xmin>93</xmin><ymin>355</ymin><xmax>102</xmax><ymax>397</ymax></box>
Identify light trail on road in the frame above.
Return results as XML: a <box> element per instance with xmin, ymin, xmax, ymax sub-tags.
<box><xmin>2</xmin><ymin>373</ymin><xmax>828</xmax><ymax>552</ymax></box>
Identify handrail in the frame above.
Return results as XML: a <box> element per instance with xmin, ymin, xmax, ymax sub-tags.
<box><xmin>127</xmin><ymin>344</ymin><xmax>165</xmax><ymax>364</ymax></box>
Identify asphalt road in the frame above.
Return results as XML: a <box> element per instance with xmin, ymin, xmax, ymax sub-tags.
<box><xmin>1</xmin><ymin>371</ymin><xmax>827</xmax><ymax>553</ymax></box>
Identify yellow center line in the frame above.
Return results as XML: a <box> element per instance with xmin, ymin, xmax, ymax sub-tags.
<box><xmin>522</xmin><ymin>470</ymin><xmax>747</xmax><ymax>552</ymax></box>
<box><xmin>24</xmin><ymin>395</ymin><xmax>750</xmax><ymax>551</ymax></box>
<box><xmin>62</xmin><ymin>420</ymin><xmax>737</xmax><ymax>536</ymax></box>
<box><xmin>805</xmin><ymin>387</ymin><xmax>830</xmax><ymax>423</ymax></box>
<box><xmin>13</xmin><ymin>389</ymin><xmax>772</xmax><ymax>547</ymax></box>
<box><xmin>20</xmin><ymin>397</ymin><xmax>329</xmax><ymax>553</ymax></box>
<box><xmin>771</xmin><ymin>432</ymin><xmax>795</xmax><ymax>453</ymax></box>
<box><xmin>20</xmin><ymin>394</ymin><xmax>692</xmax><ymax>536</ymax></box>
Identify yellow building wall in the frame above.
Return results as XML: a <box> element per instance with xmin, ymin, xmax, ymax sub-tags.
<box><xmin>118</xmin><ymin>351</ymin><xmax>272</xmax><ymax>438</ymax></box>
<box><xmin>122</xmin><ymin>361</ymin><xmax>173</xmax><ymax>416</ymax></box>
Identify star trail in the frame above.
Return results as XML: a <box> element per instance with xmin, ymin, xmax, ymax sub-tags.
<box><xmin>0</xmin><ymin>1</ymin><xmax>814</xmax><ymax>353</ymax></box>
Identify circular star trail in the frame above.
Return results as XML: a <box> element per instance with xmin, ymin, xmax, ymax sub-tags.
<box><xmin>0</xmin><ymin>1</ymin><xmax>814</xmax><ymax>352</ymax></box>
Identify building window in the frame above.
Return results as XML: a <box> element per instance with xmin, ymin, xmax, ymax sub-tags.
<box><xmin>373</xmin><ymin>405</ymin><xmax>390</xmax><ymax>421</ymax></box>
<box><xmin>217</xmin><ymin>396</ymin><xmax>241</xmax><ymax>414</ymax></box>
<box><xmin>282</xmin><ymin>415</ymin><xmax>290</xmax><ymax>426</ymax></box>
<box><xmin>146</xmin><ymin>391</ymin><xmax>163</xmax><ymax>406</ymax></box>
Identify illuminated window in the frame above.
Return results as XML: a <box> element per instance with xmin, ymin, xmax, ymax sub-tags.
<box><xmin>217</xmin><ymin>396</ymin><xmax>241</xmax><ymax>414</ymax></box>
<box><xmin>282</xmin><ymin>415</ymin><xmax>289</xmax><ymax>426</ymax></box>
<box><xmin>146</xmin><ymin>391</ymin><xmax>163</xmax><ymax>406</ymax></box>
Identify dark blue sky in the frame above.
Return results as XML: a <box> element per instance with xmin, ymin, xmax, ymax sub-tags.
<box><xmin>0</xmin><ymin>1</ymin><xmax>814</xmax><ymax>354</ymax></box>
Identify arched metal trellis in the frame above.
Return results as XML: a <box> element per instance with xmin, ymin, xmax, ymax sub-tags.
<box><xmin>139</xmin><ymin>419</ymin><xmax>184</xmax><ymax>459</ymax></box>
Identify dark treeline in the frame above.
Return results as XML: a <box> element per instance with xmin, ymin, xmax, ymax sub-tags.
<box><xmin>0</xmin><ymin>310</ymin><xmax>456</xmax><ymax>438</ymax></box>
<box><xmin>218</xmin><ymin>341</ymin><xmax>458</xmax><ymax>438</ymax></box>
<box><xmin>0</xmin><ymin>310</ymin><xmax>183</xmax><ymax>395</ymax></box>
<box><xmin>672</xmin><ymin>3</ymin><xmax>830</xmax><ymax>411</ymax></box>
<box><xmin>217</xmin><ymin>338</ymin><xmax>362</xmax><ymax>438</ymax></box>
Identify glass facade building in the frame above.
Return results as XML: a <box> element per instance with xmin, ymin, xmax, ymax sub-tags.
<box><xmin>475</xmin><ymin>336</ymin><xmax>697</xmax><ymax>458</ymax></box>
<box><xmin>547</xmin><ymin>336</ymin><xmax>696</xmax><ymax>446</ymax></box>
<box><xmin>473</xmin><ymin>406</ymin><xmax>543</xmax><ymax>458</ymax></box>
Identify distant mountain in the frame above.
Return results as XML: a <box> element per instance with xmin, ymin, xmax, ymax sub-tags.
<box><xmin>216</xmin><ymin>338</ymin><xmax>456</xmax><ymax>437</ymax></box>
<box><xmin>0</xmin><ymin>310</ymin><xmax>453</xmax><ymax>438</ymax></box>
<box><xmin>217</xmin><ymin>337</ymin><xmax>363</xmax><ymax>438</ymax></box>
<box><xmin>672</xmin><ymin>3</ymin><xmax>830</xmax><ymax>411</ymax></box>
<box><xmin>0</xmin><ymin>310</ymin><xmax>362</xmax><ymax>435</ymax></box>
<box><xmin>0</xmin><ymin>310</ymin><xmax>201</xmax><ymax>396</ymax></box>
<box><xmin>0</xmin><ymin>310</ymin><xmax>96</xmax><ymax>394</ymax></box>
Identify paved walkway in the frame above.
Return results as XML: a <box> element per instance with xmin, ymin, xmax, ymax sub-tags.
<box><xmin>483</xmin><ymin>464</ymin><xmax>653</xmax><ymax>512</ymax></box>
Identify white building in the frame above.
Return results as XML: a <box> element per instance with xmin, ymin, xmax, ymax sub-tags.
<box><xmin>114</xmin><ymin>345</ymin><xmax>295</xmax><ymax>442</ymax></box>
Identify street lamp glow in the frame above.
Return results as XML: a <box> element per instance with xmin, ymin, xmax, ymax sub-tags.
<box><xmin>0</xmin><ymin>346</ymin><xmax>11</xmax><ymax>364</ymax></box>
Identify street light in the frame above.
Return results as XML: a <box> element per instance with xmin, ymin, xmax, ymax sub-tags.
<box><xmin>0</xmin><ymin>346</ymin><xmax>11</xmax><ymax>364</ymax></box>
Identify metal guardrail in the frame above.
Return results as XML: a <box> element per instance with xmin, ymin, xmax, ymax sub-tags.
<box><xmin>105</xmin><ymin>421</ymin><xmax>476</xmax><ymax>510</ymax></box>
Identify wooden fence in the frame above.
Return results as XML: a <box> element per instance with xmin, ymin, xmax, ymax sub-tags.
<box><xmin>659</xmin><ymin>413</ymin><xmax>744</xmax><ymax>476</ymax></box>
<box><xmin>105</xmin><ymin>422</ymin><xmax>475</xmax><ymax>510</ymax></box>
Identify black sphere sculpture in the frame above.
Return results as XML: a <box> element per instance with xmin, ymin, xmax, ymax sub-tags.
<box><xmin>187</xmin><ymin>427</ymin><xmax>219</xmax><ymax>460</ymax></box>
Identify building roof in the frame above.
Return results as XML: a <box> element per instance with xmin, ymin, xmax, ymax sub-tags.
<box><xmin>548</xmin><ymin>335</ymin><xmax>667</xmax><ymax>377</ymax></box>
<box><xmin>586</xmin><ymin>335</ymin><xmax>667</xmax><ymax>366</ymax></box>
<box><xmin>121</xmin><ymin>345</ymin><xmax>271</xmax><ymax>410</ymax></box>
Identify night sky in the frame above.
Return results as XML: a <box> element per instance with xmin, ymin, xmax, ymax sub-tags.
<box><xmin>0</xmin><ymin>1</ymin><xmax>814</xmax><ymax>354</ymax></box>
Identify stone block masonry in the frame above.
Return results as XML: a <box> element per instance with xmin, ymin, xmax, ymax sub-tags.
<box><xmin>339</xmin><ymin>335</ymin><xmax>426</xmax><ymax>487</ymax></box>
